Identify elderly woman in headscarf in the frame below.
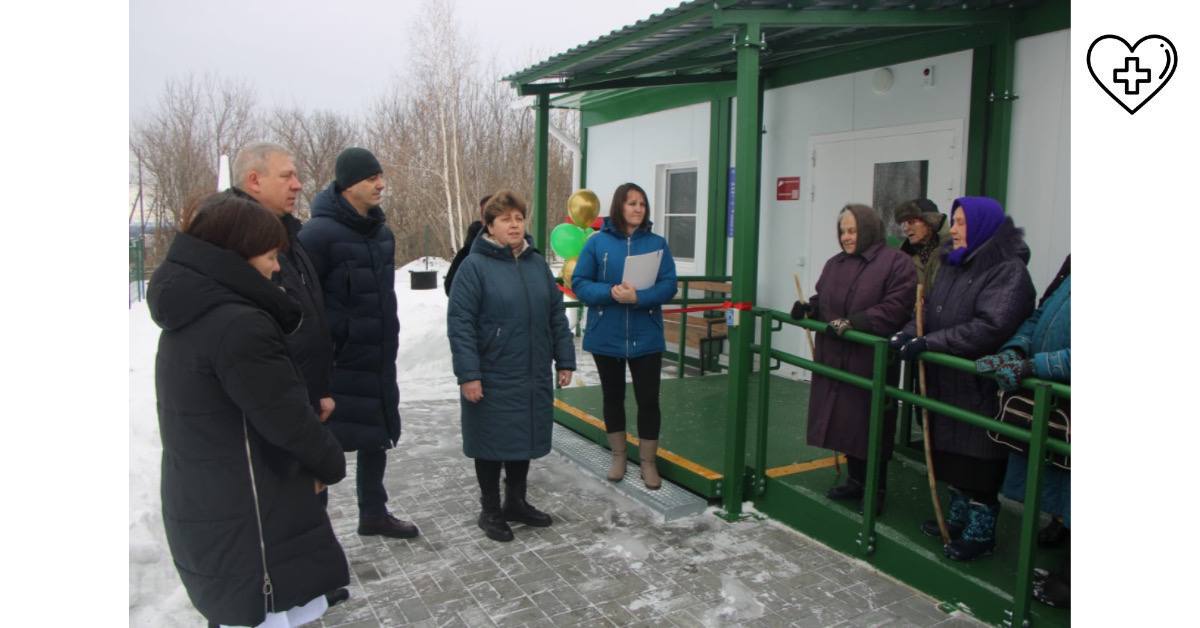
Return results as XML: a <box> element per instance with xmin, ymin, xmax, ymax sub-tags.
<box><xmin>889</xmin><ymin>196</ymin><xmax>1035</xmax><ymax>561</ymax></box>
<box><xmin>791</xmin><ymin>204</ymin><xmax>916</xmax><ymax>514</ymax></box>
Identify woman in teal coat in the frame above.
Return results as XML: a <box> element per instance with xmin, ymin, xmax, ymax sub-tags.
<box><xmin>447</xmin><ymin>190</ymin><xmax>576</xmax><ymax>543</ymax></box>
<box><xmin>978</xmin><ymin>254</ymin><xmax>1071</xmax><ymax>608</ymax></box>
<box><xmin>572</xmin><ymin>182</ymin><xmax>678</xmax><ymax>489</ymax></box>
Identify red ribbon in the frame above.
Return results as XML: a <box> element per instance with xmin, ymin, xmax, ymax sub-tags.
<box><xmin>661</xmin><ymin>300</ymin><xmax>752</xmax><ymax>315</ymax></box>
<box><xmin>557</xmin><ymin>287</ymin><xmax>751</xmax><ymax>315</ymax></box>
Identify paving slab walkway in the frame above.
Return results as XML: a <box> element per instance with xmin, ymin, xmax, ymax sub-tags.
<box><xmin>316</xmin><ymin>393</ymin><xmax>984</xmax><ymax>628</ymax></box>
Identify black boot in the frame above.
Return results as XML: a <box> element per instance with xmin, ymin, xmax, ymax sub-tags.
<box><xmin>1033</xmin><ymin>551</ymin><xmax>1070</xmax><ymax>608</ymax></box>
<box><xmin>944</xmin><ymin>500</ymin><xmax>999</xmax><ymax>561</ymax></box>
<box><xmin>358</xmin><ymin>512</ymin><xmax>420</xmax><ymax>539</ymax></box>
<box><xmin>325</xmin><ymin>588</ymin><xmax>350</xmax><ymax>608</ymax></box>
<box><xmin>478</xmin><ymin>493</ymin><xmax>514</xmax><ymax>542</ymax></box>
<box><xmin>503</xmin><ymin>480</ymin><xmax>552</xmax><ymax>527</ymax></box>
<box><xmin>1038</xmin><ymin>517</ymin><xmax>1070</xmax><ymax>548</ymax></box>
<box><xmin>922</xmin><ymin>489</ymin><xmax>968</xmax><ymax>539</ymax></box>
<box><xmin>826</xmin><ymin>477</ymin><xmax>864</xmax><ymax>501</ymax></box>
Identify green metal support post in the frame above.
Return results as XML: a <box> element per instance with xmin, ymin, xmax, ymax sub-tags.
<box><xmin>706</xmin><ymin>96</ymin><xmax>731</xmax><ymax>277</ymax></box>
<box><xmin>533</xmin><ymin>93</ymin><xmax>550</xmax><ymax>250</ymax></box>
<box><xmin>1010</xmin><ymin>383</ymin><xmax>1052</xmax><ymax>628</ymax></box>
<box><xmin>753</xmin><ymin>312</ymin><xmax>776</xmax><ymax>496</ymax></box>
<box><xmin>721</xmin><ymin>21</ymin><xmax>763</xmax><ymax>519</ymax></box>
<box><xmin>859</xmin><ymin>340</ymin><xmax>889</xmax><ymax>554</ymax></box>
<box><xmin>678</xmin><ymin>279</ymin><xmax>690</xmax><ymax>377</ymax></box>
<box><xmin>984</xmin><ymin>19</ymin><xmax>1016</xmax><ymax>205</ymax></box>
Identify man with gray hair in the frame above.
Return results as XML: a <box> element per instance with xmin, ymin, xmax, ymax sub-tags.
<box><xmin>230</xmin><ymin>142</ymin><xmax>336</xmax><ymax>425</ymax></box>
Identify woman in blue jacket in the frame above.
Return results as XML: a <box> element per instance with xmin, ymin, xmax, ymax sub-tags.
<box><xmin>572</xmin><ymin>183</ymin><xmax>678</xmax><ymax>489</ymax></box>
<box><xmin>447</xmin><ymin>190</ymin><xmax>576</xmax><ymax>543</ymax></box>
<box><xmin>977</xmin><ymin>254</ymin><xmax>1071</xmax><ymax>608</ymax></box>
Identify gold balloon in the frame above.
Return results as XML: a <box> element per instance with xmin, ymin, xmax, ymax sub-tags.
<box><xmin>567</xmin><ymin>189</ymin><xmax>601</xmax><ymax>228</ymax></box>
<box><xmin>561</xmin><ymin>258</ymin><xmax>578</xmax><ymax>290</ymax></box>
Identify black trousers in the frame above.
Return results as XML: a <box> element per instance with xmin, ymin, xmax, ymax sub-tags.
<box><xmin>846</xmin><ymin>455</ymin><xmax>889</xmax><ymax>491</ymax></box>
<box><xmin>934</xmin><ymin>451</ymin><xmax>1007</xmax><ymax>504</ymax></box>
<box><xmin>474</xmin><ymin>459</ymin><xmax>530</xmax><ymax>497</ymax></box>
<box><xmin>356</xmin><ymin>447</ymin><xmax>389</xmax><ymax>517</ymax></box>
<box><xmin>593</xmin><ymin>352</ymin><xmax>663</xmax><ymax>440</ymax></box>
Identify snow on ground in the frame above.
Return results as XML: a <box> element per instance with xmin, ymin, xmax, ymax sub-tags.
<box><xmin>129</xmin><ymin>256</ymin><xmax>972</xmax><ymax>626</ymax></box>
<box><xmin>128</xmin><ymin>256</ymin><xmax>586</xmax><ymax>624</ymax></box>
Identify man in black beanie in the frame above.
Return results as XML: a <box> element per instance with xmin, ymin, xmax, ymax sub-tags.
<box><xmin>299</xmin><ymin>147</ymin><xmax>419</xmax><ymax>539</ymax></box>
<box><xmin>893</xmin><ymin>198</ymin><xmax>949</xmax><ymax>295</ymax></box>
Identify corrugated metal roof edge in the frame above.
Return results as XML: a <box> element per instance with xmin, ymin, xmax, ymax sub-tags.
<box><xmin>502</xmin><ymin>0</ymin><xmax>705</xmax><ymax>84</ymax></box>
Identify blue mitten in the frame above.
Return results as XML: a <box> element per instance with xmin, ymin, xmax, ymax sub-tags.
<box><xmin>995</xmin><ymin>360</ymin><xmax>1034</xmax><ymax>391</ymax></box>
<box><xmin>975</xmin><ymin>349</ymin><xmax>1024</xmax><ymax>374</ymax></box>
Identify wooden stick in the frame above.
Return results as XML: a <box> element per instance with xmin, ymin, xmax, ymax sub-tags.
<box><xmin>794</xmin><ymin>274</ymin><xmax>836</xmax><ymax>475</ymax></box>
<box><xmin>916</xmin><ymin>284</ymin><xmax>951</xmax><ymax>544</ymax></box>
<box><xmin>792</xmin><ymin>274</ymin><xmax>816</xmax><ymax>356</ymax></box>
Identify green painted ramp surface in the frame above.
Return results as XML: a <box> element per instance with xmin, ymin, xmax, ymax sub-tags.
<box><xmin>555</xmin><ymin>374</ymin><xmax>834</xmax><ymax>493</ymax></box>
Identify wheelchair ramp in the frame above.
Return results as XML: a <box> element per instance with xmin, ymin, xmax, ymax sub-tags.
<box><xmin>551</xmin><ymin>423</ymin><xmax>708</xmax><ymax>521</ymax></box>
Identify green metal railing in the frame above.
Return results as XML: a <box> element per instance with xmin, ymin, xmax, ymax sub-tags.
<box><xmin>739</xmin><ymin>307</ymin><xmax>1070</xmax><ymax>627</ymax></box>
<box><xmin>562</xmin><ymin>275</ymin><xmax>732</xmax><ymax>375</ymax></box>
<box><xmin>129</xmin><ymin>238</ymin><xmax>146</xmax><ymax>306</ymax></box>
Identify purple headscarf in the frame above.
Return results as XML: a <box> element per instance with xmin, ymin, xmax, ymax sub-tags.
<box><xmin>946</xmin><ymin>196</ymin><xmax>1005</xmax><ymax>266</ymax></box>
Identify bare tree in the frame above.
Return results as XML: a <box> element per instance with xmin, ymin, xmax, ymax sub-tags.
<box><xmin>268</xmin><ymin>108</ymin><xmax>360</xmax><ymax>217</ymax></box>
<box><xmin>131</xmin><ymin>4</ymin><xmax>577</xmax><ymax>270</ymax></box>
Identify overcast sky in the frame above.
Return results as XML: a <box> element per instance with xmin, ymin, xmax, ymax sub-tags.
<box><xmin>130</xmin><ymin>0</ymin><xmax>684</xmax><ymax>119</ymax></box>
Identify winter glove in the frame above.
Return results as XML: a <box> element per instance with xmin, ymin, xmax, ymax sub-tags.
<box><xmin>888</xmin><ymin>331</ymin><xmax>915</xmax><ymax>351</ymax></box>
<box><xmin>975</xmin><ymin>349</ymin><xmax>1025</xmax><ymax>374</ymax></box>
<box><xmin>995</xmin><ymin>359</ymin><xmax>1035</xmax><ymax>391</ymax></box>
<box><xmin>826</xmin><ymin>318</ymin><xmax>852</xmax><ymax>337</ymax></box>
<box><xmin>897</xmin><ymin>336</ymin><xmax>928</xmax><ymax>362</ymax></box>
<box><xmin>790</xmin><ymin>300</ymin><xmax>813</xmax><ymax>320</ymax></box>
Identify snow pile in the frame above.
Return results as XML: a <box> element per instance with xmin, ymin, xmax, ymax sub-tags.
<box><xmin>128</xmin><ymin>301</ymin><xmax>195</xmax><ymax>627</ymax></box>
<box><xmin>393</xmin><ymin>262</ymin><xmax>460</xmax><ymax>402</ymax></box>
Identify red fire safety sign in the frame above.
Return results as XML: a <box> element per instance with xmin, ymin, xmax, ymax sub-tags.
<box><xmin>776</xmin><ymin>176</ymin><xmax>800</xmax><ymax>201</ymax></box>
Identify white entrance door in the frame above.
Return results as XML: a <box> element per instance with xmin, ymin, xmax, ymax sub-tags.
<box><xmin>805</xmin><ymin>121</ymin><xmax>963</xmax><ymax>294</ymax></box>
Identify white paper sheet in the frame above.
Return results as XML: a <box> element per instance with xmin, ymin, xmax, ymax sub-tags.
<box><xmin>621</xmin><ymin>250</ymin><xmax>663</xmax><ymax>290</ymax></box>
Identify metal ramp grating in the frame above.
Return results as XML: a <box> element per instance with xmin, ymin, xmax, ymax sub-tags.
<box><xmin>551</xmin><ymin>423</ymin><xmax>708</xmax><ymax>521</ymax></box>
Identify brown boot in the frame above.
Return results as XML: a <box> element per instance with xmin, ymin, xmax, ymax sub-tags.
<box><xmin>606</xmin><ymin>432</ymin><xmax>627</xmax><ymax>482</ymax></box>
<box><xmin>639</xmin><ymin>439</ymin><xmax>661</xmax><ymax>490</ymax></box>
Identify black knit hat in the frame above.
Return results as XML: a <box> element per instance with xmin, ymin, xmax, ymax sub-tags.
<box><xmin>893</xmin><ymin>198</ymin><xmax>941</xmax><ymax>227</ymax></box>
<box><xmin>335</xmin><ymin>147</ymin><xmax>382</xmax><ymax>191</ymax></box>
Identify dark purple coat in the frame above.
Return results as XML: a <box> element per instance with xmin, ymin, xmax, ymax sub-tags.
<box><xmin>903</xmin><ymin>217</ymin><xmax>1035</xmax><ymax>460</ymax></box>
<box><xmin>807</xmin><ymin>241</ymin><xmax>916</xmax><ymax>459</ymax></box>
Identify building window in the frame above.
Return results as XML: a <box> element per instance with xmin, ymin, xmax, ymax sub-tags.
<box><xmin>873</xmin><ymin>160</ymin><xmax>929</xmax><ymax>242</ymax></box>
<box><xmin>664</xmin><ymin>168</ymin><xmax>697</xmax><ymax>261</ymax></box>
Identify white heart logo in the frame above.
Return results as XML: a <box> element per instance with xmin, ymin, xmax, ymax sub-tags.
<box><xmin>1087</xmin><ymin>35</ymin><xmax>1177</xmax><ymax>114</ymax></box>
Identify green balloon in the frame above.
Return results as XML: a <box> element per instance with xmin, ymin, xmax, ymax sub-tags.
<box><xmin>550</xmin><ymin>223</ymin><xmax>587</xmax><ymax>259</ymax></box>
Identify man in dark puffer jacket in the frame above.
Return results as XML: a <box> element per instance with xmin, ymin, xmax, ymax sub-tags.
<box><xmin>229</xmin><ymin>142</ymin><xmax>336</xmax><ymax>422</ymax></box>
<box><xmin>300</xmin><ymin>147</ymin><xmax>418</xmax><ymax>538</ymax></box>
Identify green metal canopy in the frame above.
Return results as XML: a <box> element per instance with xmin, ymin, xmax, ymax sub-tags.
<box><xmin>505</xmin><ymin>0</ymin><xmax>1050</xmax><ymax>97</ymax></box>
<box><xmin>518</xmin><ymin>3</ymin><xmax>1069</xmax><ymax>625</ymax></box>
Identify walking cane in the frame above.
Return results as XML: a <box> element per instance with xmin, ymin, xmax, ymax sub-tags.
<box><xmin>794</xmin><ymin>274</ymin><xmax>839</xmax><ymax>475</ymax></box>
<box><xmin>916</xmin><ymin>284</ymin><xmax>951</xmax><ymax>544</ymax></box>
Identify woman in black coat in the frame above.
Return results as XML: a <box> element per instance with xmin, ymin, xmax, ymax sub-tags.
<box><xmin>793</xmin><ymin>204</ymin><xmax>916</xmax><ymax>514</ymax></box>
<box><xmin>890</xmin><ymin>196</ymin><xmax>1035</xmax><ymax>562</ymax></box>
<box><xmin>149</xmin><ymin>192</ymin><xmax>349</xmax><ymax>627</ymax></box>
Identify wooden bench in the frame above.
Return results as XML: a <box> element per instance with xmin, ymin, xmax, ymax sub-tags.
<box><xmin>662</xmin><ymin>280</ymin><xmax>732</xmax><ymax>375</ymax></box>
